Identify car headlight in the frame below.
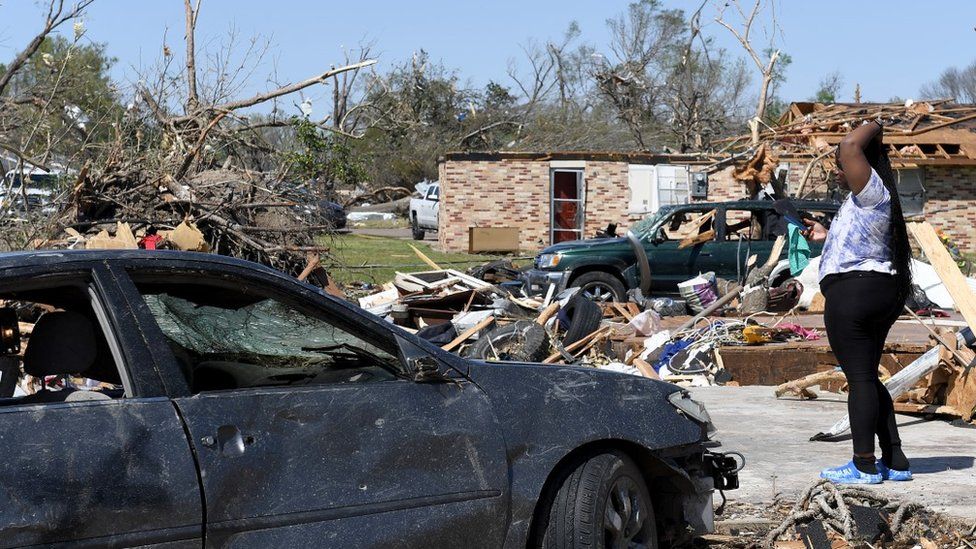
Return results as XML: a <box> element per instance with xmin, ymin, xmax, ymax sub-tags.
<box><xmin>537</xmin><ymin>253</ymin><xmax>562</xmax><ymax>269</ymax></box>
<box><xmin>668</xmin><ymin>390</ymin><xmax>717</xmax><ymax>437</ymax></box>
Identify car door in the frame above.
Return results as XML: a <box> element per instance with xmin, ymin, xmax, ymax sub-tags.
<box><xmin>120</xmin><ymin>267</ymin><xmax>510</xmax><ymax>548</ymax></box>
<box><xmin>643</xmin><ymin>207</ymin><xmax>716</xmax><ymax>292</ymax></box>
<box><xmin>694</xmin><ymin>207</ymin><xmax>762</xmax><ymax>280</ymax></box>
<box><xmin>421</xmin><ymin>185</ymin><xmax>439</xmax><ymax>228</ymax></box>
<box><xmin>0</xmin><ymin>266</ymin><xmax>202</xmax><ymax>547</ymax></box>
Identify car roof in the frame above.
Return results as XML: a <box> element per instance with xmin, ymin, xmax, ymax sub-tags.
<box><xmin>674</xmin><ymin>199</ymin><xmax>839</xmax><ymax>210</ymax></box>
<box><xmin>0</xmin><ymin>249</ymin><xmax>286</xmax><ymax>276</ymax></box>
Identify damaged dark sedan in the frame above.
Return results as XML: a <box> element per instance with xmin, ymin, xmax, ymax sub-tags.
<box><xmin>0</xmin><ymin>250</ymin><xmax>738</xmax><ymax>548</ymax></box>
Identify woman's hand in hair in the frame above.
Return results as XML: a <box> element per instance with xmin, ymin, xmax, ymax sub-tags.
<box><xmin>802</xmin><ymin>218</ymin><xmax>828</xmax><ymax>243</ymax></box>
<box><xmin>837</xmin><ymin>120</ymin><xmax>883</xmax><ymax>196</ymax></box>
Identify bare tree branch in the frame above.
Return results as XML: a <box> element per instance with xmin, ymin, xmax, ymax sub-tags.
<box><xmin>184</xmin><ymin>0</ymin><xmax>201</xmax><ymax>110</ymax></box>
<box><xmin>169</xmin><ymin>59</ymin><xmax>377</xmax><ymax>124</ymax></box>
<box><xmin>0</xmin><ymin>0</ymin><xmax>95</xmax><ymax>97</ymax></box>
<box><xmin>714</xmin><ymin>0</ymin><xmax>781</xmax><ymax>145</ymax></box>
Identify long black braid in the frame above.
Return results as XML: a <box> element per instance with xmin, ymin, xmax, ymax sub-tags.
<box><xmin>865</xmin><ymin>142</ymin><xmax>913</xmax><ymax>303</ymax></box>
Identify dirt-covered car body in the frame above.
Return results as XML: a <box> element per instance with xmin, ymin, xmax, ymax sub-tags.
<box><xmin>0</xmin><ymin>250</ymin><xmax>733</xmax><ymax>547</ymax></box>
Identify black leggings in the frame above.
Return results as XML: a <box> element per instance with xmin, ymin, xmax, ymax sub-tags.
<box><xmin>822</xmin><ymin>272</ymin><xmax>907</xmax><ymax>467</ymax></box>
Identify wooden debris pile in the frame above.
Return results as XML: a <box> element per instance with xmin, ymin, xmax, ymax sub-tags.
<box><xmin>775</xmin><ymin>221</ymin><xmax>976</xmax><ymax>430</ymax></box>
<box><xmin>727</xmin><ymin>99</ymin><xmax>976</xmax><ymax>155</ymax></box>
<box><xmin>719</xmin><ymin>99</ymin><xmax>976</xmax><ymax>198</ymax></box>
<box><xmin>45</xmin><ymin>168</ymin><xmax>335</xmax><ymax>275</ymax></box>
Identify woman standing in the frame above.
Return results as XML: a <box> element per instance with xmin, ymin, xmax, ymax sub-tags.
<box><xmin>803</xmin><ymin>119</ymin><xmax>913</xmax><ymax>484</ymax></box>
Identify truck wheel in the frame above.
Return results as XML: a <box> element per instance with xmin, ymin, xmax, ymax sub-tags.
<box><xmin>572</xmin><ymin>272</ymin><xmax>626</xmax><ymax>303</ymax></box>
<box><xmin>466</xmin><ymin>321</ymin><xmax>550</xmax><ymax>362</ymax></box>
<box><xmin>411</xmin><ymin>216</ymin><xmax>425</xmax><ymax>240</ymax></box>
<box><xmin>540</xmin><ymin>452</ymin><xmax>658</xmax><ymax>549</ymax></box>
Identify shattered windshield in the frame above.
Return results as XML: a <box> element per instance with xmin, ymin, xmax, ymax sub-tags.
<box><xmin>144</xmin><ymin>293</ymin><xmax>395</xmax><ymax>363</ymax></box>
<box><xmin>628</xmin><ymin>206</ymin><xmax>675</xmax><ymax>240</ymax></box>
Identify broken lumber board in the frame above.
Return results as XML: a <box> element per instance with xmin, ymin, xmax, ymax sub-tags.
<box><xmin>775</xmin><ymin>370</ymin><xmax>847</xmax><ymax>398</ymax></box>
<box><xmin>907</xmin><ymin>222</ymin><xmax>976</xmax><ymax>332</ymax></box>
<box><xmin>905</xmin><ymin>306</ymin><xmax>975</xmax><ymax>368</ymax></box>
<box><xmin>441</xmin><ymin>315</ymin><xmax>494</xmax><ymax>352</ymax></box>
<box><xmin>892</xmin><ymin>402</ymin><xmax>963</xmax><ymax>417</ymax></box>
<box><xmin>612</xmin><ymin>302</ymin><xmax>634</xmax><ymax>321</ymax></box>
<box><xmin>536</xmin><ymin>301</ymin><xmax>560</xmax><ymax>325</ymax></box>
<box><xmin>721</xmin><ymin>345</ymin><xmax>919</xmax><ymax>387</ymax></box>
<box><xmin>408</xmin><ymin>244</ymin><xmax>443</xmax><ymax>270</ymax></box>
<box><xmin>633</xmin><ymin>358</ymin><xmax>659</xmax><ymax>379</ymax></box>
<box><xmin>945</xmin><ymin>364</ymin><xmax>976</xmax><ymax>422</ymax></box>
<box><xmin>813</xmin><ymin>331</ymin><xmax>969</xmax><ymax>439</ymax></box>
<box><xmin>543</xmin><ymin>327</ymin><xmax>612</xmax><ymax>364</ymax></box>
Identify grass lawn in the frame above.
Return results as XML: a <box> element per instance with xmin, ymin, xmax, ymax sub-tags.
<box><xmin>321</xmin><ymin>233</ymin><xmax>517</xmax><ymax>285</ymax></box>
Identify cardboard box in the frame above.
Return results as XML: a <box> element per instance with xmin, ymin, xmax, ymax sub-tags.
<box><xmin>468</xmin><ymin>227</ymin><xmax>519</xmax><ymax>253</ymax></box>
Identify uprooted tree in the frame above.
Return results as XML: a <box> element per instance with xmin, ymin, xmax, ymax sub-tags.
<box><xmin>0</xmin><ymin>0</ymin><xmax>385</xmax><ymax>279</ymax></box>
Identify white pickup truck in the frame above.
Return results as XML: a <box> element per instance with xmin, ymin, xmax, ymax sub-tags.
<box><xmin>408</xmin><ymin>182</ymin><xmax>439</xmax><ymax>240</ymax></box>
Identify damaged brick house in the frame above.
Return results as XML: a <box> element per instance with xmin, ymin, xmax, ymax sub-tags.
<box><xmin>436</xmin><ymin>100</ymin><xmax>976</xmax><ymax>254</ymax></box>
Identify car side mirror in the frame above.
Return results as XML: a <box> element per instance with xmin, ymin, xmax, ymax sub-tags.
<box><xmin>651</xmin><ymin>227</ymin><xmax>667</xmax><ymax>245</ymax></box>
<box><xmin>396</xmin><ymin>335</ymin><xmax>452</xmax><ymax>383</ymax></box>
<box><xmin>408</xmin><ymin>356</ymin><xmax>441</xmax><ymax>382</ymax></box>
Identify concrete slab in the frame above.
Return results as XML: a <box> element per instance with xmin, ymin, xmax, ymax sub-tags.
<box><xmin>692</xmin><ymin>385</ymin><xmax>976</xmax><ymax>520</ymax></box>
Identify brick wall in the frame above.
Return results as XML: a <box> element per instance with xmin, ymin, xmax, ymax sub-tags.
<box><xmin>438</xmin><ymin>159</ymin><xmax>758</xmax><ymax>253</ymax></box>
<box><xmin>438</xmin><ymin>159</ymin><xmax>636</xmax><ymax>253</ymax></box>
<box><xmin>437</xmin><ymin>157</ymin><xmax>976</xmax><ymax>254</ymax></box>
<box><xmin>699</xmin><ymin>166</ymin><xmax>743</xmax><ymax>202</ymax></box>
<box><xmin>580</xmin><ymin>161</ymin><xmax>634</xmax><ymax>238</ymax></box>
<box><xmin>923</xmin><ymin>166</ymin><xmax>976</xmax><ymax>252</ymax></box>
<box><xmin>438</xmin><ymin>159</ymin><xmax>550</xmax><ymax>253</ymax></box>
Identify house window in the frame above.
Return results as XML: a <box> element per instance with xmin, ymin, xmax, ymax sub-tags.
<box><xmin>897</xmin><ymin>169</ymin><xmax>926</xmax><ymax>216</ymax></box>
<box><xmin>551</xmin><ymin>169</ymin><xmax>584</xmax><ymax>243</ymax></box>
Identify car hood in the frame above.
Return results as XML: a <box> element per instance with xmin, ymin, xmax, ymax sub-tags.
<box><xmin>464</xmin><ymin>360</ymin><xmax>708</xmax><ymax>452</ymax></box>
<box><xmin>539</xmin><ymin>236</ymin><xmax>629</xmax><ymax>255</ymax></box>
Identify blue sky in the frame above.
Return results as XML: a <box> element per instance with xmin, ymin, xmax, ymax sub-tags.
<box><xmin>2</xmin><ymin>0</ymin><xmax>975</xmax><ymax>113</ymax></box>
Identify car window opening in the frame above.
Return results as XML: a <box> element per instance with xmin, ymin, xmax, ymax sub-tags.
<box><xmin>0</xmin><ymin>284</ymin><xmax>126</xmax><ymax>407</ymax></box>
<box><xmin>135</xmin><ymin>284</ymin><xmax>403</xmax><ymax>394</ymax></box>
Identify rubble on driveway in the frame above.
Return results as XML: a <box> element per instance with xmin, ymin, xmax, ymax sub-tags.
<box><xmin>696</xmin><ymin>480</ymin><xmax>975</xmax><ymax>549</ymax></box>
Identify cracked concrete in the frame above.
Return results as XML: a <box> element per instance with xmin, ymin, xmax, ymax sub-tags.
<box><xmin>692</xmin><ymin>385</ymin><xmax>976</xmax><ymax>520</ymax></box>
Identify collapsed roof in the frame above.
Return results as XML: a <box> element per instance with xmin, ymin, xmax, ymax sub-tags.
<box><xmin>729</xmin><ymin>99</ymin><xmax>976</xmax><ymax>167</ymax></box>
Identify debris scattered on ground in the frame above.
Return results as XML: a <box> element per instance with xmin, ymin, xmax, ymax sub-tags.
<box><xmin>691</xmin><ymin>481</ymin><xmax>974</xmax><ymax>548</ymax></box>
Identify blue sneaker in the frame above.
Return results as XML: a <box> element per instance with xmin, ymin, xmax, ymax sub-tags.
<box><xmin>876</xmin><ymin>460</ymin><xmax>913</xmax><ymax>481</ymax></box>
<box><xmin>820</xmin><ymin>461</ymin><xmax>882</xmax><ymax>484</ymax></box>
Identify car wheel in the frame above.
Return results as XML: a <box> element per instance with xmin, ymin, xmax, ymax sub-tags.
<box><xmin>541</xmin><ymin>452</ymin><xmax>658</xmax><ymax>549</ymax></box>
<box><xmin>572</xmin><ymin>272</ymin><xmax>626</xmax><ymax>303</ymax></box>
<box><xmin>411</xmin><ymin>216</ymin><xmax>425</xmax><ymax>240</ymax></box>
<box><xmin>466</xmin><ymin>321</ymin><xmax>550</xmax><ymax>362</ymax></box>
<box><xmin>560</xmin><ymin>296</ymin><xmax>603</xmax><ymax>346</ymax></box>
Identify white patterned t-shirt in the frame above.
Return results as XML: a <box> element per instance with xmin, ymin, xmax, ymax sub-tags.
<box><xmin>818</xmin><ymin>168</ymin><xmax>895</xmax><ymax>281</ymax></box>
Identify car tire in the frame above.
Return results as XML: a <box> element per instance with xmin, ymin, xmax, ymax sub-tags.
<box><xmin>411</xmin><ymin>216</ymin><xmax>425</xmax><ymax>240</ymax></box>
<box><xmin>561</xmin><ymin>296</ymin><xmax>603</xmax><ymax>346</ymax></box>
<box><xmin>572</xmin><ymin>272</ymin><xmax>626</xmax><ymax>303</ymax></box>
<box><xmin>541</xmin><ymin>451</ymin><xmax>658</xmax><ymax>549</ymax></box>
<box><xmin>466</xmin><ymin>320</ymin><xmax>550</xmax><ymax>362</ymax></box>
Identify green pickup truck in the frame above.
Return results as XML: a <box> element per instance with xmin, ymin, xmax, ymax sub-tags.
<box><xmin>522</xmin><ymin>200</ymin><xmax>840</xmax><ymax>301</ymax></box>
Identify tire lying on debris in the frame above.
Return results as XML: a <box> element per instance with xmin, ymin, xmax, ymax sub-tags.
<box><xmin>539</xmin><ymin>451</ymin><xmax>658</xmax><ymax>549</ymax></box>
<box><xmin>560</xmin><ymin>296</ymin><xmax>603</xmax><ymax>346</ymax></box>
<box><xmin>466</xmin><ymin>320</ymin><xmax>550</xmax><ymax>362</ymax></box>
